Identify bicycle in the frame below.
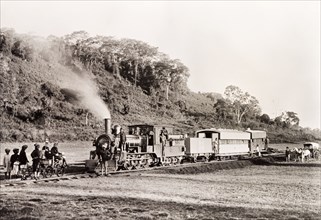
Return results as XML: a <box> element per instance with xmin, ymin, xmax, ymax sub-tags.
<box><xmin>20</xmin><ymin>164</ymin><xmax>33</xmax><ymax>180</ymax></box>
<box><xmin>39</xmin><ymin>159</ymin><xmax>54</xmax><ymax>179</ymax></box>
<box><xmin>47</xmin><ymin>156</ymin><xmax>67</xmax><ymax>177</ymax></box>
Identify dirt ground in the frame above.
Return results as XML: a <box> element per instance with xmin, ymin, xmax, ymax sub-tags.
<box><xmin>0</xmin><ymin>165</ymin><xmax>320</xmax><ymax>220</ymax></box>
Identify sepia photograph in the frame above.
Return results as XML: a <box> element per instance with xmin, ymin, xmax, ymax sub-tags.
<box><xmin>0</xmin><ymin>1</ymin><xmax>320</xmax><ymax>219</ymax></box>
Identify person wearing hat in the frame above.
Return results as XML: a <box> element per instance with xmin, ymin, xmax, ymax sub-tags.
<box><xmin>19</xmin><ymin>145</ymin><xmax>29</xmax><ymax>167</ymax></box>
<box><xmin>51</xmin><ymin>142</ymin><xmax>59</xmax><ymax>156</ymax></box>
<box><xmin>44</xmin><ymin>139</ymin><xmax>50</xmax><ymax>149</ymax></box>
<box><xmin>119</xmin><ymin>127</ymin><xmax>127</xmax><ymax>152</ymax></box>
<box><xmin>31</xmin><ymin>144</ymin><xmax>41</xmax><ymax>179</ymax></box>
<box><xmin>160</xmin><ymin>127</ymin><xmax>168</xmax><ymax>161</ymax></box>
<box><xmin>99</xmin><ymin>142</ymin><xmax>111</xmax><ymax>176</ymax></box>
<box><xmin>3</xmin><ymin>148</ymin><xmax>11</xmax><ymax>179</ymax></box>
<box><xmin>10</xmin><ymin>148</ymin><xmax>20</xmax><ymax>178</ymax></box>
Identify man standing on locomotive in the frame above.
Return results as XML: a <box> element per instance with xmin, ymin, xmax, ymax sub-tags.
<box><xmin>160</xmin><ymin>127</ymin><xmax>169</xmax><ymax>145</ymax></box>
<box><xmin>119</xmin><ymin>127</ymin><xmax>127</xmax><ymax>152</ymax></box>
<box><xmin>160</xmin><ymin>127</ymin><xmax>168</xmax><ymax>161</ymax></box>
<box><xmin>112</xmin><ymin>125</ymin><xmax>122</xmax><ymax>170</ymax></box>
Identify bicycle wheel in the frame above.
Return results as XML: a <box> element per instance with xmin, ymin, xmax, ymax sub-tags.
<box><xmin>56</xmin><ymin>165</ymin><xmax>65</xmax><ymax>177</ymax></box>
<box><xmin>20</xmin><ymin>169</ymin><xmax>27</xmax><ymax>180</ymax></box>
<box><xmin>39</xmin><ymin>167</ymin><xmax>47</xmax><ymax>179</ymax></box>
<box><xmin>45</xmin><ymin>166</ymin><xmax>54</xmax><ymax>177</ymax></box>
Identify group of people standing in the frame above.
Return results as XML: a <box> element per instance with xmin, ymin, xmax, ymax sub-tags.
<box><xmin>3</xmin><ymin>145</ymin><xmax>28</xmax><ymax>179</ymax></box>
<box><xmin>2</xmin><ymin>141</ymin><xmax>65</xmax><ymax>180</ymax></box>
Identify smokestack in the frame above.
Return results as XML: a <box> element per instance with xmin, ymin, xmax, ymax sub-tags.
<box><xmin>104</xmin><ymin>118</ymin><xmax>111</xmax><ymax>134</ymax></box>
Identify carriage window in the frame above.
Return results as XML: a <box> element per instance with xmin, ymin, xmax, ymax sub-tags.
<box><xmin>205</xmin><ymin>133</ymin><xmax>212</xmax><ymax>138</ymax></box>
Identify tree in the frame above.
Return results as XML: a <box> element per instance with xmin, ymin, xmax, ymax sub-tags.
<box><xmin>0</xmin><ymin>28</ymin><xmax>15</xmax><ymax>54</ymax></box>
<box><xmin>11</xmin><ymin>40</ymin><xmax>34</xmax><ymax>61</ymax></box>
<box><xmin>260</xmin><ymin>113</ymin><xmax>271</xmax><ymax>124</ymax></box>
<box><xmin>281</xmin><ymin>111</ymin><xmax>300</xmax><ymax>126</ymax></box>
<box><xmin>224</xmin><ymin>85</ymin><xmax>261</xmax><ymax>124</ymax></box>
<box><xmin>213</xmin><ymin>99</ymin><xmax>234</xmax><ymax>123</ymax></box>
<box><xmin>274</xmin><ymin>116</ymin><xmax>283</xmax><ymax>127</ymax></box>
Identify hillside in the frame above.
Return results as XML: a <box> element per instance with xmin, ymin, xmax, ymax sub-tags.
<box><xmin>0</xmin><ymin>29</ymin><xmax>320</xmax><ymax>143</ymax></box>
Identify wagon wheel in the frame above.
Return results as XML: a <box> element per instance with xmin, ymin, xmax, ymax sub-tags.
<box><xmin>315</xmin><ymin>151</ymin><xmax>320</xmax><ymax>160</ymax></box>
<box><xmin>203</xmin><ymin>156</ymin><xmax>209</xmax><ymax>163</ymax></box>
<box><xmin>197</xmin><ymin>156</ymin><xmax>207</xmax><ymax>162</ymax></box>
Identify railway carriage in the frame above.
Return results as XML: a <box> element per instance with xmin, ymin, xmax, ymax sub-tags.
<box><xmin>246</xmin><ymin>129</ymin><xmax>268</xmax><ymax>155</ymax></box>
<box><xmin>185</xmin><ymin>129</ymin><xmax>251</xmax><ymax>161</ymax></box>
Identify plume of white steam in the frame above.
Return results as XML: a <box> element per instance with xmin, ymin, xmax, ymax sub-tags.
<box><xmin>57</xmin><ymin>69</ymin><xmax>111</xmax><ymax>120</ymax></box>
<box><xmin>6</xmin><ymin>33</ymin><xmax>111</xmax><ymax>120</ymax></box>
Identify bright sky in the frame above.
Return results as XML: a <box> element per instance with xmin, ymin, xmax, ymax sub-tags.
<box><xmin>1</xmin><ymin>1</ymin><xmax>320</xmax><ymax>129</ymax></box>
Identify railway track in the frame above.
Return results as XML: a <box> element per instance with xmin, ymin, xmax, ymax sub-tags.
<box><xmin>0</xmin><ymin>159</ymin><xmax>255</xmax><ymax>188</ymax></box>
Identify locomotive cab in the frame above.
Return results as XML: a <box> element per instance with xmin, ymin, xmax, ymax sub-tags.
<box><xmin>127</xmin><ymin>124</ymin><xmax>185</xmax><ymax>164</ymax></box>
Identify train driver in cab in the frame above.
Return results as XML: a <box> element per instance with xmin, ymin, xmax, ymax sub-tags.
<box><xmin>160</xmin><ymin>127</ymin><xmax>169</xmax><ymax>147</ymax></box>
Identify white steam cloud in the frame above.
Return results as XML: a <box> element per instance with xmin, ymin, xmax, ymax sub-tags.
<box><xmin>56</xmin><ymin>68</ymin><xmax>111</xmax><ymax>120</ymax></box>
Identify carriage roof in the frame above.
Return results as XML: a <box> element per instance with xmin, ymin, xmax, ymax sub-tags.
<box><xmin>128</xmin><ymin>124</ymin><xmax>174</xmax><ymax>128</ymax></box>
<box><xmin>196</xmin><ymin>129</ymin><xmax>251</xmax><ymax>140</ymax></box>
<box><xmin>303</xmin><ymin>142</ymin><xmax>320</xmax><ymax>149</ymax></box>
<box><xmin>245</xmin><ymin>129</ymin><xmax>267</xmax><ymax>139</ymax></box>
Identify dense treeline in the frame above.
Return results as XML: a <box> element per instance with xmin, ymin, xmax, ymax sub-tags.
<box><xmin>0</xmin><ymin>29</ymin><xmax>320</xmax><ymax>143</ymax></box>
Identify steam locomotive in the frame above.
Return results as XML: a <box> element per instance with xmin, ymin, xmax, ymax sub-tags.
<box><xmin>85</xmin><ymin>118</ymin><xmax>268</xmax><ymax>171</ymax></box>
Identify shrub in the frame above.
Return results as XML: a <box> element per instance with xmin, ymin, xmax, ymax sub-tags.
<box><xmin>11</xmin><ymin>129</ymin><xmax>24</xmax><ymax>141</ymax></box>
<box><xmin>11</xmin><ymin>40</ymin><xmax>34</xmax><ymax>61</ymax></box>
<box><xmin>0</xmin><ymin>129</ymin><xmax>10</xmax><ymax>141</ymax></box>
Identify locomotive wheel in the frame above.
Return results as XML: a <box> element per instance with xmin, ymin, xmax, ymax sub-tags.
<box><xmin>130</xmin><ymin>160</ymin><xmax>139</xmax><ymax>169</ymax></box>
<box><xmin>163</xmin><ymin>157</ymin><xmax>171</xmax><ymax>166</ymax></box>
<box><xmin>171</xmin><ymin>157</ymin><xmax>179</xmax><ymax>165</ymax></box>
<box><xmin>122</xmin><ymin>162</ymin><xmax>130</xmax><ymax>170</ymax></box>
<box><xmin>140</xmin><ymin>159</ymin><xmax>149</xmax><ymax>168</ymax></box>
<box><xmin>126</xmin><ymin>163</ymin><xmax>133</xmax><ymax>170</ymax></box>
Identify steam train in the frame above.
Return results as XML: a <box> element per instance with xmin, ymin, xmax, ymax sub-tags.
<box><xmin>85</xmin><ymin>118</ymin><xmax>268</xmax><ymax>171</ymax></box>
